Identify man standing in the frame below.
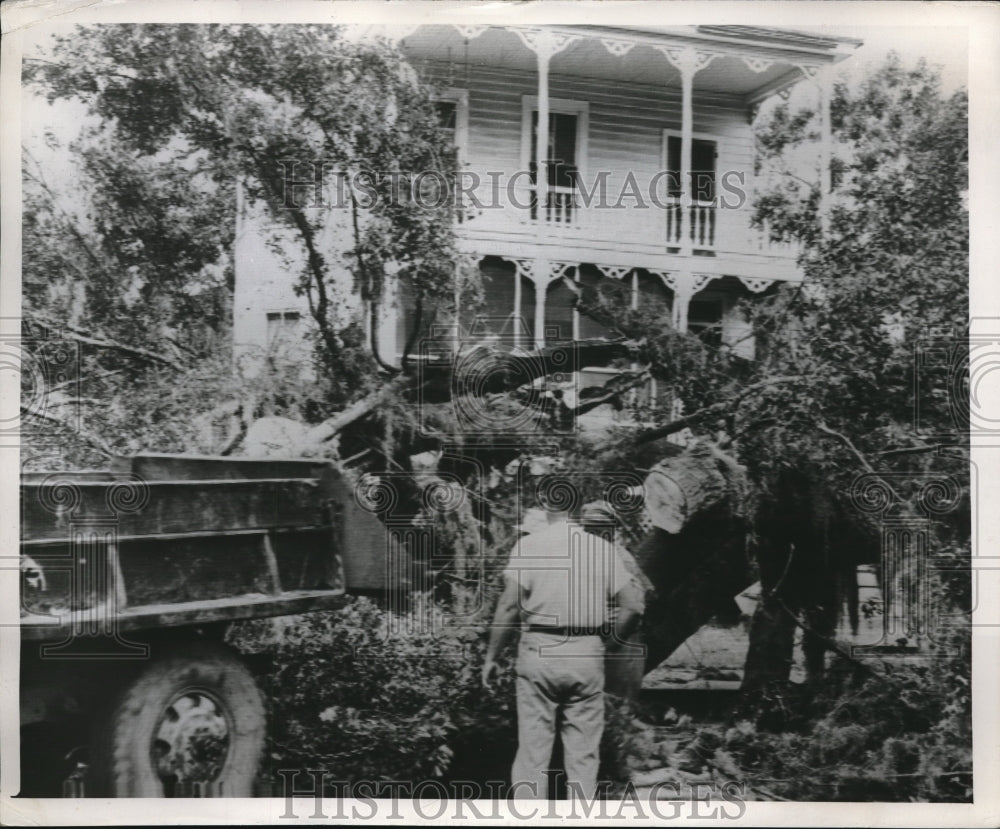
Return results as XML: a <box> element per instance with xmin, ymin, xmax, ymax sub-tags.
<box><xmin>482</xmin><ymin>502</ymin><xmax>644</xmax><ymax>800</ymax></box>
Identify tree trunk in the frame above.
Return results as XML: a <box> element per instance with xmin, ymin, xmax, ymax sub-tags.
<box><xmin>642</xmin><ymin>442</ymin><xmax>735</xmax><ymax>534</ymax></box>
<box><xmin>742</xmin><ymin>595</ymin><xmax>797</xmax><ymax>690</ymax></box>
<box><xmin>610</xmin><ymin>442</ymin><xmax>754</xmax><ymax>688</ymax></box>
<box><xmin>636</xmin><ymin>514</ymin><xmax>753</xmax><ymax>673</ymax></box>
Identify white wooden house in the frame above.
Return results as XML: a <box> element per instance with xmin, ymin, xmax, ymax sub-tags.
<box><xmin>234</xmin><ymin>24</ymin><xmax>861</xmax><ymax>404</ymax></box>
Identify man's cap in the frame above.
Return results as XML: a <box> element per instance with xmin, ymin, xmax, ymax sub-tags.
<box><xmin>580</xmin><ymin>501</ymin><xmax>617</xmax><ymax>524</ymax></box>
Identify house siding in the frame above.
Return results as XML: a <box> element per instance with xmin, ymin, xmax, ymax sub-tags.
<box><xmin>233</xmin><ymin>25</ymin><xmax>844</xmax><ymax>371</ymax></box>
<box><xmin>412</xmin><ymin>59</ymin><xmax>772</xmax><ymax>272</ymax></box>
<box><xmin>419</xmin><ymin>60</ymin><xmax>755</xmax><ymax>207</ymax></box>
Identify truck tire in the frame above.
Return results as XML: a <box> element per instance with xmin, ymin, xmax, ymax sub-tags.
<box><xmin>90</xmin><ymin>642</ymin><xmax>266</xmax><ymax>797</ymax></box>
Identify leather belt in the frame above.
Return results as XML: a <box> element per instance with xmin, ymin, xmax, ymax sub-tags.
<box><xmin>525</xmin><ymin>624</ymin><xmax>607</xmax><ymax>637</ymax></box>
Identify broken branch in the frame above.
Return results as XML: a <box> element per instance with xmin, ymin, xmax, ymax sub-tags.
<box><xmin>636</xmin><ymin>375</ymin><xmax>805</xmax><ymax>444</ymax></box>
<box><xmin>25</xmin><ymin>314</ymin><xmax>186</xmax><ymax>372</ymax></box>
<box><xmin>23</xmin><ymin>408</ymin><xmax>116</xmax><ymax>457</ymax></box>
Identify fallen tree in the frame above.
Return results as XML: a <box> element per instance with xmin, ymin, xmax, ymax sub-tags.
<box><xmin>226</xmin><ymin>337</ymin><xmax>644</xmax><ymax>461</ymax></box>
<box><xmin>601</xmin><ymin>441</ymin><xmax>754</xmax><ymax>696</ymax></box>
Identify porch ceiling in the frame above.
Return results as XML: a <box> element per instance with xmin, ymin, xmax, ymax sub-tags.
<box><xmin>399</xmin><ymin>24</ymin><xmax>838</xmax><ymax>102</ymax></box>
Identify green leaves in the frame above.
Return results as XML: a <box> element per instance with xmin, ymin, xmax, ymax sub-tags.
<box><xmin>24</xmin><ymin>23</ymin><xmax>464</xmax><ymax>461</ymax></box>
<box><xmin>231</xmin><ymin>597</ymin><xmax>516</xmax><ymax>787</ymax></box>
<box><xmin>740</xmin><ymin>54</ymin><xmax>969</xmax><ymax>491</ymax></box>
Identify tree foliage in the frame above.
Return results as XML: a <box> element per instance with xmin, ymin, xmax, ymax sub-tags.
<box><xmin>579</xmin><ymin>54</ymin><xmax>968</xmax><ymax>500</ymax></box>
<box><xmin>745</xmin><ymin>54</ymin><xmax>968</xmax><ymax>481</ymax></box>
<box><xmin>22</xmin><ymin>31</ymin><xmax>972</xmax><ymax>795</ymax></box>
<box><xmin>24</xmin><ymin>23</ymin><xmax>462</xmax><ymax>462</ymax></box>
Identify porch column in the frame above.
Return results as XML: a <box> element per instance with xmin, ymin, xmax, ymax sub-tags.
<box><xmin>452</xmin><ymin>261</ymin><xmax>461</xmax><ymax>354</ymax></box>
<box><xmin>572</xmin><ymin>268</ymin><xmax>580</xmax><ymax>341</ymax></box>
<box><xmin>512</xmin><ymin>258</ymin><xmax>548</xmax><ymax>350</ymax></box>
<box><xmin>658</xmin><ymin>46</ymin><xmax>714</xmax><ymax>256</ymax></box>
<box><xmin>818</xmin><ymin>66</ymin><xmax>832</xmax><ymax>234</ymax></box>
<box><xmin>513</xmin><ymin>268</ymin><xmax>522</xmax><ymax>348</ymax></box>
<box><xmin>533</xmin><ymin>258</ymin><xmax>549</xmax><ymax>349</ymax></box>
<box><xmin>379</xmin><ymin>275</ymin><xmax>399</xmax><ymax>362</ymax></box>
<box><xmin>679</xmin><ymin>52</ymin><xmax>695</xmax><ymax>257</ymax></box>
<box><xmin>535</xmin><ymin>35</ymin><xmax>551</xmax><ymax>232</ymax></box>
<box><xmin>512</xmin><ymin>28</ymin><xmax>580</xmax><ymax>244</ymax></box>
<box><xmin>671</xmin><ymin>278</ymin><xmax>692</xmax><ymax>333</ymax></box>
<box><xmin>670</xmin><ymin>272</ymin><xmax>711</xmax><ymax>333</ymax></box>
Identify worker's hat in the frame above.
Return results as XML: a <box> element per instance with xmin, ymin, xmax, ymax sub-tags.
<box><xmin>580</xmin><ymin>500</ymin><xmax>617</xmax><ymax>525</ymax></box>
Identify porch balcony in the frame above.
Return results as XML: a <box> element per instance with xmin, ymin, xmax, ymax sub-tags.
<box><xmin>396</xmin><ymin>23</ymin><xmax>856</xmax><ymax>288</ymax></box>
<box><xmin>456</xmin><ymin>181</ymin><xmax>799</xmax><ymax>271</ymax></box>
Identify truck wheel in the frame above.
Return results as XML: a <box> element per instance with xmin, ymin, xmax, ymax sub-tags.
<box><xmin>90</xmin><ymin>642</ymin><xmax>266</xmax><ymax>797</ymax></box>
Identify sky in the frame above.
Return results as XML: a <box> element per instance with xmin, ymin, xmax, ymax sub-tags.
<box><xmin>813</xmin><ymin>25</ymin><xmax>968</xmax><ymax>92</ymax></box>
<box><xmin>20</xmin><ymin>20</ymin><xmax>970</xmax><ymax>156</ymax></box>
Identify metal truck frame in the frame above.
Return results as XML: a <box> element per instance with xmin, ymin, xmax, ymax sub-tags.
<box><xmin>19</xmin><ymin>453</ymin><xmax>396</xmax><ymax>797</ymax></box>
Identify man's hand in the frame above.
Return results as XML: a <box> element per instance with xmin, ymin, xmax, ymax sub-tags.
<box><xmin>483</xmin><ymin>576</ymin><xmax>520</xmax><ymax>688</ymax></box>
<box><xmin>482</xmin><ymin>657</ymin><xmax>499</xmax><ymax>688</ymax></box>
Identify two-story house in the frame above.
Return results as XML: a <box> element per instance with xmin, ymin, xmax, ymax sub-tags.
<box><xmin>233</xmin><ymin>24</ymin><xmax>861</xmax><ymax>414</ymax></box>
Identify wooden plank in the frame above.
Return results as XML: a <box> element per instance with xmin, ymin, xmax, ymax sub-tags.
<box><xmin>117</xmin><ymin>531</ymin><xmax>277</xmax><ymax>606</ymax></box>
<box><xmin>21</xmin><ymin>470</ymin><xmax>121</xmax><ymax>484</ymax></box>
<box><xmin>110</xmin><ymin>453</ymin><xmax>330</xmax><ymax>481</ymax></box>
<box><xmin>19</xmin><ymin>589</ymin><xmax>350</xmax><ymax>640</ymax></box>
<box><xmin>260</xmin><ymin>533</ymin><xmax>283</xmax><ymax>595</ymax></box>
<box><xmin>22</xmin><ymin>527</ymin><xmax>272</xmax><ymax>547</ymax></box>
<box><xmin>21</xmin><ymin>479</ymin><xmax>328</xmax><ymax>540</ymax></box>
<box><xmin>23</xmin><ymin>524</ymin><xmax>332</xmax><ymax>547</ymax></box>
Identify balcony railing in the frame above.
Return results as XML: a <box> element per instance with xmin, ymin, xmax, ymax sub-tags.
<box><xmin>460</xmin><ymin>184</ymin><xmax>798</xmax><ymax>260</ymax></box>
<box><xmin>664</xmin><ymin>198</ymin><xmax>716</xmax><ymax>249</ymax></box>
<box><xmin>529</xmin><ymin>185</ymin><xmax>578</xmax><ymax>225</ymax></box>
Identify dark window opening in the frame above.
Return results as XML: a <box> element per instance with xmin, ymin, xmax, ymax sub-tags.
<box><xmin>435</xmin><ymin>100</ymin><xmax>457</xmax><ymax>133</ymax></box>
<box><xmin>529</xmin><ymin>111</ymin><xmax>579</xmax><ymax>223</ymax></box>
<box><xmin>530</xmin><ymin>111</ymin><xmax>579</xmax><ymax>189</ymax></box>
<box><xmin>460</xmin><ymin>258</ymin><xmax>536</xmax><ymax>346</ymax></box>
<box><xmin>636</xmin><ymin>271</ymin><xmax>673</xmax><ymax>317</ymax></box>
<box><xmin>665</xmin><ymin>135</ymin><xmax>717</xmax><ymax>202</ymax></box>
<box><xmin>578</xmin><ymin>268</ymin><xmax>625</xmax><ymax>341</ymax></box>
<box><xmin>266</xmin><ymin>311</ymin><xmax>301</xmax><ymax>347</ymax></box>
<box><xmin>544</xmin><ymin>275</ymin><xmax>576</xmax><ymax>343</ymax></box>
<box><xmin>688</xmin><ymin>298</ymin><xmax>723</xmax><ymax>347</ymax></box>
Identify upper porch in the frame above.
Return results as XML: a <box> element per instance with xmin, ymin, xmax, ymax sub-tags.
<box><xmin>397</xmin><ymin>24</ymin><xmax>858</xmax><ymax>284</ymax></box>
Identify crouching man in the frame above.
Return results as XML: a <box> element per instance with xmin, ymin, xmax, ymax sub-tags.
<box><xmin>482</xmin><ymin>501</ymin><xmax>644</xmax><ymax>800</ymax></box>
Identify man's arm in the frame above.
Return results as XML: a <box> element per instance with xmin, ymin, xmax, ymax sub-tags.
<box><xmin>608</xmin><ymin>583</ymin><xmax>643</xmax><ymax>649</ymax></box>
<box><xmin>482</xmin><ymin>576</ymin><xmax>520</xmax><ymax>687</ymax></box>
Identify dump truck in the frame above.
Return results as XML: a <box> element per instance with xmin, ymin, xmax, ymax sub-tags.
<box><xmin>19</xmin><ymin>453</ymin><xmax>403</xmax><ymax>798</ymax></box>
<box><xmin>18</xmin><ymin>446</ymin><xmax>773</xmax><ymax>798</ymax></box>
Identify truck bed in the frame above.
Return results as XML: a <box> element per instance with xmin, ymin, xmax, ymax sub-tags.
<box><xmin>20</xmin><ymin>454</ymin><xmax>396</xmax><ymax>641</ymax></box>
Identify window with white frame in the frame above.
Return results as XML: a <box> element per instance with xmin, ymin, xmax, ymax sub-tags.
<box><xmin>521</xmin><ymin>96</ymin><xmax>588</xmax><ymax>223</ymax></box>
<box><xmin>662</xmin><ymin>130</ymin><xmax>719</xmax><ymax>248</ymax></box>
<box><xmin>434</xmin><ymin>89</ymin><xmax>469</xmax><ymax>221</ymax></box>
<box><xmin>434</xmin><ymin>89</ymin><xmax>469</xmax><ymax>165</ymax></box>
<box><xmin>266</xmin><ymin>310</ymin><xmax>302</xmax><ymax>349</ymax></box>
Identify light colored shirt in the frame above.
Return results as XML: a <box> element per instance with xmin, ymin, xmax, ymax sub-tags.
<box><xmin>503</xmin><ymin>518</ymin><xmax>640</xmax><ymax>629</ymax></box>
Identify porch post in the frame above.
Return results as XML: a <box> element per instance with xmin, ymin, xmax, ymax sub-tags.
<box><xmin>818</xmin><ymin>65</ymin><xmax>832</xmax><ymax>234</ymax></box>
<box><xmin>572</xmin><ymin>268</ymin><xmax>580</xmax><ymax>341</ymax></box>
<box><xmin>380</xmin><ymin>274</ymin><xmax>399</xmax><ymax>362</ymax></box>
<box><xmin>535</xmin><ymin>33</ymin><xmax>552</xmax><ymax>232</ymax></box>
<box><xmin>672</xmin><ymin>278</ymin><xmax>692</xmax><ymax>333</ymax></box>
<box><xmin>513</xmin><ymin>267</ymin><xmax>522</xmax><ymax>348</ymax></box>
<box><xmin>509</xmin><ymin>28</ymin><xmax>580</xmax><ymax>350</ymax></box>
<box><xmin>658</xmin><ymin>46</ymin><xmax>712</xmax><ymax>255</ymax></box>
<box><xmin>534</xmin><ymin>258</ymin><xmax>549</xmax><ymax>349</ymax></box>
<box><xmin>453</xmin><ymin>261</ymin><xmax>461</xmax><ymax>354</ymax></box>
<box><xmin>679</xmin><ymin>52</ymin><xmax>695</xmax><ymax>257</ymax></box>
